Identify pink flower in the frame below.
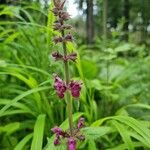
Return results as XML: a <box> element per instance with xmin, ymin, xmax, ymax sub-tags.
<box><xmin>51</xmin><ymin>126</ymin><xmax>63</xmax><ymax>134</ymax></box>
<box><xmin>77</xmin><ymin>118</ymin><xmax>85</xmax><ymax>129</ymax></box>
<box><xmin>54</xmin><ymin>137</ymin><xmax>60</xmax><ymax>145</ymax></box>
<box><xmin>69</xmin><ymin>81</ymin><xmax>82</xmax><ymax>98</ymax></box>
<box><xmin>54</xmin><ymin>75</ymin><xmax>66</xmax><ymax>98</ymax></box>
<box><xmin>68</xmin><ymin>138</ymin><xmax>76</xmax><ymax>150</ymax></box>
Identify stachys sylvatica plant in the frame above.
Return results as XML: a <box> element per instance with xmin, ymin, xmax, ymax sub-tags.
<box><xmin>51</xmin><ymin>0</ymin><xmax>85</xmax><ymax>149</ymax></box>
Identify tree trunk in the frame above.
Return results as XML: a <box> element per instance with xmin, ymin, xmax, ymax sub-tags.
<box><xmin>103</xmin><ymin>0</ymin><xmax>108</xmax><ymax>40</ymax></box>
<box><xmin>86</xmin><ymin>0</ymin><xmax>94</xmax><ymax>44</ymax></box>
<box><xmin>0</xmin><ymin>0</ymin><xmax>7</xmax><ymax>4</ymax></box>
<box><xmin>123</xmin><ymin>0</ymin><xmax>130</xmax><ymax>41</ymax></box>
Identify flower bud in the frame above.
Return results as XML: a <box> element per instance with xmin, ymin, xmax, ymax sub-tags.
<box><xmin>51</xmin><ymin>126</ymin><xmax>63</xmax><ymax>134</ymax></box>
<box><xmin>60</xmin><ymin>11</ymin><xmax>70</xmax><ymax>21</ymax></box>
<box><xmin>53</xmin><ymin>0</ymin><xmax>66</xmax><ymax>10</ymax></box>
<box><xmin>63</xmin><ymin>24</ymin><xmax>72</xmax><ymax>30</ymax></box>
<box><xmin>54</xmin><ymin>137</ymin><xmax>60</xmax><ymax>145</ymax></box>
<box><xmin>65</xmin><ymin>33</ymin><xmax>73</xmax><ymax>42</ymax></box>
<box><xmin>53</xmin><ymin>36</ymin><xmax>63</xmax><ymax>44</ymax></box>
<box><xmin>67</xmin><ymin>53</ymin><xmax>77</xmax><ymax>62</ymax></box>
<box><xmin>52</xmin><ymin>8</ymin><xmax>59</xmax><ymax>16</ymax></box>
<box><xmin>53</xmin><ymin>23</ymin><xmax>62</xmax><ymax>30</ymax></box>
<box><xmin>77</xmin><ymin>135</ymin><xmax>85</xmax><ymax>141</ymax></box>
<box><xmin>77</xmin><ymin>118</ymin><xmax>85</xmax><ymax>129</ymax></box>
<box><xmin>52</xmin><ymin>51</ymin><xmax>63</xmax><ymax>60</ymax></box>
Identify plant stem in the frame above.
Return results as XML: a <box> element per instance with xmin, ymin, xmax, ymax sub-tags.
<box><xmin>61</xmin><ymin>30</ymin><xmax>73</xmax><ymax>136</ymax></box>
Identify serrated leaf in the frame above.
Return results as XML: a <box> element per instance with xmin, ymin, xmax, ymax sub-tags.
<box><xmin>81</xmin><ymin>126</ymin><xmax>112</xmax><ymax>140</ymax></box>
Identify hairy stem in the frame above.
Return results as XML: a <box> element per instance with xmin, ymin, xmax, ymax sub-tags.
<box><xmin>61</xmin><ymin>30</ymin><xmax>73</xmax><ymax>136</ymax></box>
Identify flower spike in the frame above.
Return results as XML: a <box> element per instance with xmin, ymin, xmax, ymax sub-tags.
<box><xmin>51</xmin><ymin>0</ymin><xmax>85</xmax><ymax>149</ymax></box>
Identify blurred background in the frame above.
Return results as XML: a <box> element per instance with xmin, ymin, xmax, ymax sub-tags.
<box><xmin>0</xmin><ymin>0</ymin><xmax>150</xmax><ymax>150</ymax></box>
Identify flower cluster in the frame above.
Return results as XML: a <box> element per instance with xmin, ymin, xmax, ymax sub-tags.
<box><xmin>52</xmin><ymin>51</ymin><xmax>77</xmax><ymax>62</ymax></box>
<box><xmin>51</xmin><ymin>118</ymin><xmax>85</xmax><ymax>150</ymax></box>
<box><xmin>51</xmin><ymin>0</ymin><xmax>82</xmax><ymax>99</ymax></box>
<box><xmin>51</xmin><ymin>0</ymin><xmax>84</xmax><ymax>149</ymax></box>
<box><xmin>54</xmin><ymin>75</ymin><xmax>82</xmax><ymax>99</ymax></box>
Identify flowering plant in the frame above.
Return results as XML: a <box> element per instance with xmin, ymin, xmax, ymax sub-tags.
<box><xmin>50</xmin><ymin>0</ymin><xmax>85</xmax><ymax>149</ymax></box>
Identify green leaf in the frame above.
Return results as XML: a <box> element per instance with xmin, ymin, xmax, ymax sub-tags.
<box><xmin>0</xmin><ymin>86</ymin><xmax>50</xmax><ymax>116</ymax></box>
<box><xmin>88</xmin><ymin>140</ymin><xmax>97</xmax><ymax>150</ymax></box>
<box><xmin>112</xmin><ymin>120</ymin><xmax>134</xmax><ymax>150</ymax></box>
<box><xmin>107</xmin><ymin>142</ymin><xmax>145</xmax><ymax>150</ymax></box>
<box><xmin>114</xmin><ymin>116</ymin><xmax>150</xmax><ymax>147</ymax></box>
<box><xmin>14</xmin><ymin>133</ymin><xmax>33</xmax><ymax>150</ymax></box>
<box><xmin>91</xmin><ymin>116</ymin><xmax>150</xmax><ymax>148</ymax></box>
<box><xmin>31</xmin><ymin>114</ymin><xmax>46</xmax><ymax>150</ymax></box>
<box><xmin>0</xmin><ymin>122</ymin><xmax>20</xmax><ymax>135</ymax></box>
<box><xmin>81</xmin><ymin>60</ymin><xmax>98</xmax><ymax>79</ymax></box>
<box><xmin>81</xmin><ymin>126</ymin><xmax>112</xmax><ymax>140</ymax></box>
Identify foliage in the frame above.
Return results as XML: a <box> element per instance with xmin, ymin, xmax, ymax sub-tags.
<box><xmin>0</xmin><ymin>1</ymin><xmax>150</xmax><ymax>150</ymax></box>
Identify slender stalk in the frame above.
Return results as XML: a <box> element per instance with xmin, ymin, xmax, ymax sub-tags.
<box><xmin>61</xmin><ymin>30</ymin><xmax>73</xmax><ymax>136</ymax></box>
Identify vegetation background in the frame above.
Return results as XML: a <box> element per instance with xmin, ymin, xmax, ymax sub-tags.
<box><xmin>0</xmin><ymin>0</ymin><xmax>150</xmax><ymax>150</ymax></box>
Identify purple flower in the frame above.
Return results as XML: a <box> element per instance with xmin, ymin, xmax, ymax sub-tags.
<box><xmin>52</xmin><ymin>51</ymin><xmax>63</xmax><ymax>60</ymax></box>
<box><xmin>69</xmin><ymin>81</ymin><xmax>82</xmax><ymax>98</ymax></box>
<box><xmin>54</xmin><ymin>137</ymin><xmax>60</xmax><ymax>145</ymax></box>
<box><xmin>54</xmin><ymin>75</ymin><xmax>66</xmax><ymax>98</ymax></box>
<box><xmin>68</xmin><ymin>138</ymin><xmax>76</xmax><ymax>150</ymax></box>
<box><xmin>77</xmin><ymin>118</ymin><xmax>85</xmax><ymax>129</ymax></box>
<box><xmin>51</xmin><ymin>126</ymin><xmax>63</xmax><ymax>146</ymax></box>
<box><xmin>51</xmin><ymin>126</ymin><xmax>63</xmax><ymax>134</ymax></box>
